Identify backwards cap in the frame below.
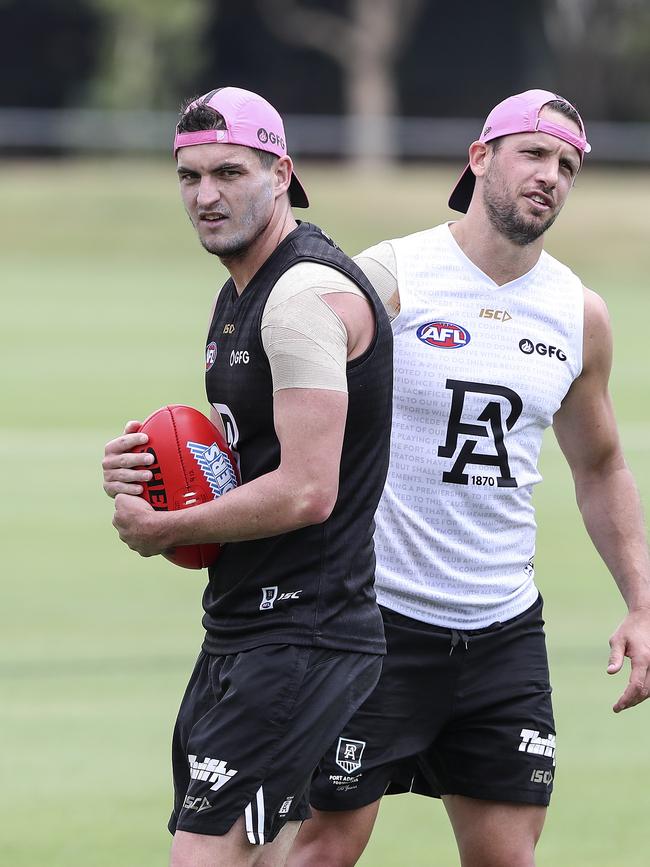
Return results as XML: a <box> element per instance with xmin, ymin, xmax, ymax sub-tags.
<box><xmin>448</xmin><ymin>89</ymin><xmax>591</xmax><ymax>213</ymax></box>
<box><xmin>174</xmin><ymin>86</ymin><xmax>309</xmax><ymax>209</ymax></box>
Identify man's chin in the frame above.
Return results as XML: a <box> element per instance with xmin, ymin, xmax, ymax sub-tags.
<box><xmin>505</xmin><ymin>209</ymin><xmax>558</xmax><ymax>246</ymax></box>
<box><xmin>199</xmin><ymin>236</ymin><xmax>242</xmax><ymax>258</ymax></box>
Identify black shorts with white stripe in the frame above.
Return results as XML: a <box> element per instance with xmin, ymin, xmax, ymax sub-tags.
<box><xmin>168</xmin><ymin>644</ymin><xmax>382</xmax><ymax>844</ymax></box>
<box><xmin>310</xmin><ymin>595</ymin><xmax>556</xmax><ymax>811</ymax></box>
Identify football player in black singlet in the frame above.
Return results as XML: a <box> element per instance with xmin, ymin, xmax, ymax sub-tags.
<box><xmin>102</xmin><ymin>87</ymin><xmax>392</xmax><ymax>866</ymax></box>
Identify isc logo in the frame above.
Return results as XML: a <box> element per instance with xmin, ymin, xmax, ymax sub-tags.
<box><xmin>260</xmin><ymin>586</ymin><xmax>303</xmax><ymax>611</ymax></box>
<box><xmin>417</xmin><ymin>321</ymin><xmax>470</xmax><ymax>349</ymax></box>
<box><xmin>480</xmin><ymin>308</ymin><xmax>512</xmax><ymax>322</ymax></box>
<box><xmin>530</xmin><ymin>769</ymin><xmax>554</xmax><ymax>785</ymax></box>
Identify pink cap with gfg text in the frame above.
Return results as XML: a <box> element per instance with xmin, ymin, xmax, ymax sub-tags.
<box><xmin>448</xmin><ymin>89</ymin><xmax>591</xmax><ymax>213</ymax></box>
<box><xmin>174</xmin><ymin>86</ymin><xmax>309</xmax><ymax>208</ymax></box>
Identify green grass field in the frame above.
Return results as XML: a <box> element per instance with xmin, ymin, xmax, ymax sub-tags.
<box><xmin>1</xmin><ymin>159</ymin><xmax>649</xmax><ymax>866</ymax></box>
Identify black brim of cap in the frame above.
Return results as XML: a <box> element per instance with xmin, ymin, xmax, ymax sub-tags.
<box><xmin>448</xmin><ymin>164</ymin><xmax>475</xmax><ymax>214</ymax></box>
<box><xmin>289</xmin><ymin>172</ymin><xmax>309</xmax><ymax>208</ymax></box>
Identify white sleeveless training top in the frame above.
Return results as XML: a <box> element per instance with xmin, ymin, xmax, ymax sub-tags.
<box><xmin>370</xmin><ymin>223</ymin><xmax>584</xmax><ymax>629</ymax></box>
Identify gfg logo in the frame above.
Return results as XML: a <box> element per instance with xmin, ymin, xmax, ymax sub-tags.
<box><xmin>257</xmin><ymin>127</ymin><xmax>285</xmax><ymax>150</ymax></box>
<box><xmin>229</xmin><ymin>350</ymin><xmax>250</xmax><ymax>366</ymax></box>
<box><xmin>519</xmin><ymin>339</ymin><xmax>567</xmax><ymax>361</ymax></box>
<box><xmin>417</xmin><ymin>321</ymin><xmax>470</xmax><ymax>349</ymax></box>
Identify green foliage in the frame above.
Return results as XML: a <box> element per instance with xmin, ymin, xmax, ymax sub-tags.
<box><xmin>85</xmin><ymin>0</ymin><xmax>212</xmax><ymax>108</ymax></box>
<box><xmin>1</xmin><ymin>159</ymin><xmax>649</xmax><ymax>865</ymax></box>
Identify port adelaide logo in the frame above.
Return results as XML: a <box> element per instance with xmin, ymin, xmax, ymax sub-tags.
<box><xmin>417</xmin><ymin>321</ymin><xmax>470</xmax><ymax>349</ymax></box>
<box><xmin>335</xmin><ymin>738</ymin><xmax>366</xmax><ymax>774</ymax></box>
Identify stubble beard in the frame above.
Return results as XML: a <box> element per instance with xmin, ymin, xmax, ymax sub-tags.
<box><xmin>196</xmin><ymin>184</ymin><xmax>274</xmax><ymax>261</ymax></box>
<box><xmin>482</xmin><ymin>170</ymin><xmax>558</xmax><ymax>246</ymax></box>
<box><xmin>199</xmin><ymin>229</ymin><xmax>251</xmax><ymax>260</ymax></box>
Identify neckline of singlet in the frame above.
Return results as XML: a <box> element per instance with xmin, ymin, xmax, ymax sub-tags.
<box><xmin>443</xmin><ymin>222</ymin><xmax>545</xmax><ymax>291</ymax></box>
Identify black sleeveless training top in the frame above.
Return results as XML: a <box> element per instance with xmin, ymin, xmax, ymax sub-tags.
<box><xmin>202</xmin><ymin>222</ymin><xmax>392</xmax><ymax>655</ymax></box>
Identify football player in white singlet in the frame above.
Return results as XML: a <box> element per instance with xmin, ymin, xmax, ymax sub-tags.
<box><xmin>289</xmin><ymin>90</ymin><xmax>650</xmax><ymax>867</ymax></box>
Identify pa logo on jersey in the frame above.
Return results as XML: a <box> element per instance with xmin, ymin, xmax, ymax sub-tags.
<box><xmin>205</xmin><ymin>342</ymin><xmax>217</xmax><ymax>371</ymax></box>
<box><xmin>417</xmin><ymin>321</ymin><xmax>470</xmax><ymax>349</ymax></box>
<box><xmin>335</xmin><ymin>738</ymin><xmax>366</xmax><ymax>773</ymax></box>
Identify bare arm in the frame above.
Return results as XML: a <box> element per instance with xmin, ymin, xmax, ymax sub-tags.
<box><xmin>113</xmin><ymin>386</ymin><xmax>347</xmax><ymax>547</ymax></box>
<box><xmin>111</xmin><ymin>278</ymin><xmax>375</xmax><ymax>550</ymax></box>
<box><xmin>553</xmin><ymin>287</ymin><xmax>650</xmax><ymax>711</ymax></box>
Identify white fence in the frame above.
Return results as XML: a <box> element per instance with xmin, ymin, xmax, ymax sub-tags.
<box><xmin>1</xmin><ymin>108</ymin><xmax>649</xmax><ymax>162</ymax></box>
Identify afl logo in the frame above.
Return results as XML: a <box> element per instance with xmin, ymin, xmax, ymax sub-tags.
<box><xmin>417</xmin><ymin>321</ymin><xmax>470</xmax><ymax>349</ymax></box>
<box><xmin>205</xmin><ymin>341</ymin><xmax>217</xmax><ymax>371</ymax></box>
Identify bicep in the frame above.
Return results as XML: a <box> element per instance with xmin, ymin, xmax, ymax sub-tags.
<box><xmin>553</xmin><ymin>373</ymin><xmax>621</xmax><ymax>475</ymax></box>
<box><xmin>553</xmin><ymin>288</ymin><xmax>623</xmax><ymax>475</ymax></box>
<box><xmin>273</xmin><ymin>388</ymin><xmax>348</xmax><ymax>487</ymax></box>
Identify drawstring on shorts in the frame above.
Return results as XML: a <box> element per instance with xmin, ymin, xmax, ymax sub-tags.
<box><xmin>449</xmin><ymin>629</ymin><xmax>470</xmax><ymax>655</ymax></box>
<box><xmin>448</xmin><ymin>619</ymin><xmax>504</xmax><ymax>655</ymax></box>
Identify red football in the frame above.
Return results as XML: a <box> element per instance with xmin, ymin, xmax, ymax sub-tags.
<box><xmin>131</xmin><ymin>405</ymin><xmax>239</xmax><ymax>569</ymax></box>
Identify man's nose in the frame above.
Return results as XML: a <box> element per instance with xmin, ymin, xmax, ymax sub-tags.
<box><xmin>535</xmin><ymin>158</ymin><xmax>559</xmax><ymax>189</ymax></box>
<box><xmin>197</xmin><ymin>177</ymin><xmax>221</xmax><ymax>208</ymax></box>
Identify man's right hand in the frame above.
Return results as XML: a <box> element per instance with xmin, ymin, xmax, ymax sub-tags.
<box><xmin>102</xmin><ymin>421</ymin><xmax>153</xmax><ymax>498</ymax></box>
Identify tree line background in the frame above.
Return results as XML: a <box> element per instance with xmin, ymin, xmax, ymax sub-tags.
<box><xmin>2</xmin><ymin>0</ymin><xmax>649</xmax><ymax>123</ymax></box>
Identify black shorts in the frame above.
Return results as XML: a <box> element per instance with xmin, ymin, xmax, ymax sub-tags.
<box><xmin>168</xmin><ymin>644</ymin><xmax>382</xmax><ymax>843</ymax></box>
<box><xmin>310</xmin><ymin>596</ymin><xmax>556</xmax><ymax>810</ymax></box>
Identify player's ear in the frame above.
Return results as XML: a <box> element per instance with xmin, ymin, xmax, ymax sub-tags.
<box><xmin>274</xmin><ymin>155</ymin><xmax>293</xmax><ymax>200</ymax></box>
<box><xmin>468</xmin><ymin>141</ymin><xmax>489</xmax><ymax>178</ymax></box>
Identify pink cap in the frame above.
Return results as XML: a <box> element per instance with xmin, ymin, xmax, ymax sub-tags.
<box><xmin>174</xmin><ymin>87</ymin><xmax>309</xmax><ymax>209</ymax></box>
<box><xmin>449</xmin><ymin>89</ymin><xmax>591</xmax><ymax>213</ymax></box>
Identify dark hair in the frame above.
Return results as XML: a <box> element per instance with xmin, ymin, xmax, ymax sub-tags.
<box><xmin>544</xmin><ymin>98</ymin><xmax>584</xmax><ymax>134</ymax></box>
<box><xmin>177</xmin><ymin>96</ymin><xmax>277</xmax><ymax>169</ymax></box>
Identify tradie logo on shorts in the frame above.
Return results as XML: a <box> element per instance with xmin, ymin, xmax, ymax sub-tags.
<box><xmin>259</xmin><ymin>586</ymin><xmax>303</xmax><ymax>611</ymax></box>
<box><xmin>335</xmin><ymin>737</ymin><xmax>366</xmax><ymax>774</ymax></box>
<box><xmin>187</xmin><ymin>441</ymin><xmax>238</xmax><ymax>498</ymax></box>
<box><xmin>518</xmin><ymin>729</ymin><xmax>556</xmax><ymax>764</ymax></box>
<box><xmin>188</xmin><ymin>755</ymin><xmax>239</xmax><ymax>791</ymax></box>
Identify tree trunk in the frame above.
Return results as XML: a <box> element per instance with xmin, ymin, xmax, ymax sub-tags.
<box><xmin>258</xmin><ymin>0</ymin><xmax>425</xmax><ymax>167</ymax></box>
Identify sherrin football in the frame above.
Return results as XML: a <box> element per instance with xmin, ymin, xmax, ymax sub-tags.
<box><xmin>131</xmin><ymin>405</ymin><xmax>239</xmax><ymax>569</ymax></box>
